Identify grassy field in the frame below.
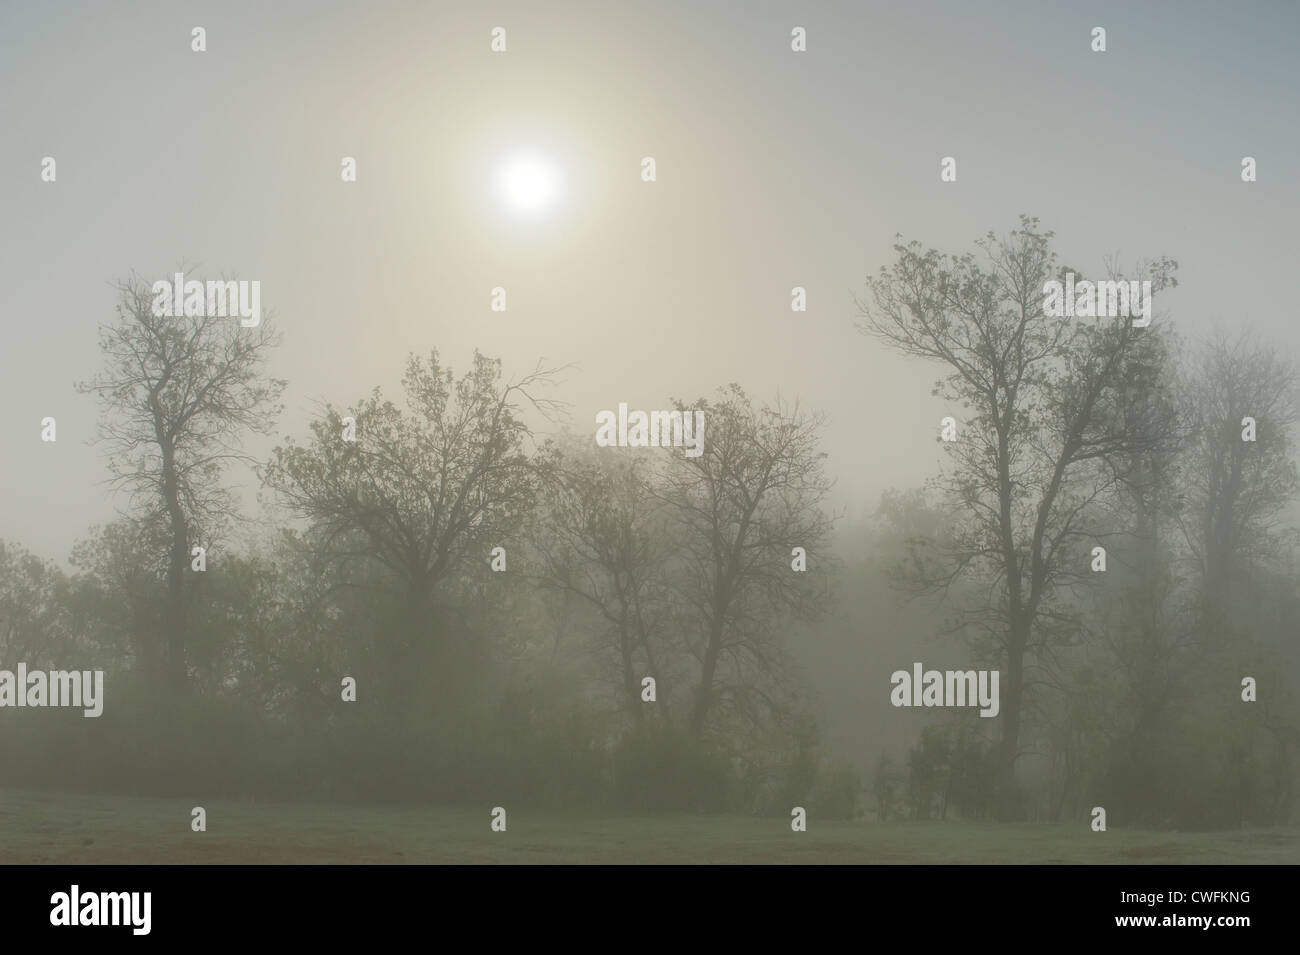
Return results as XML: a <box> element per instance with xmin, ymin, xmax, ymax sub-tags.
<box><xmin>1</xmin><ymin>787</ymin><xmax>1296</xmax><ymax>863</ymax></box>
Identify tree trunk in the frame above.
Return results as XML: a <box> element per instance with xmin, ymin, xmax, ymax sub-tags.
<box><xmin>995</xmin><ymin>625</ymin><xmax>1027</xmax><ymax>819</ymax></box>
<box><xmin>621</xmin><ymin>622</ymin><xmax>642</xmax><ymax>723</ymax></box>
<box><xmin>164</xmin><ymin>532</ymin><xmax>188</xmax><ymax>690</ymax></box>
<box><xmin>159</xmin><ymin>440</ymin><xmax>189</xmax><ymax>696</ymax></box>
<box><xmin>690</xmin><ymin>628</ymin><xmax>721</xmax><ymax>737</ymax></box>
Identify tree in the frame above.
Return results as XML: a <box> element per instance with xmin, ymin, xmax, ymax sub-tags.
<box><xmin>660</xmin><ymin>385</ymin><xmax>835</xmax><ymax>739</ymax></box>
<box><xmin>856</xmin><ymin>217</ymin><xmax>1177</xmax><ymax>817</ymax></box>
<box><xmin>1174</xmin><ymin>332</ymin><xmax>1300</xmax><ymax>825</ymax></box>
<box><xmin>77</xmin><ymin>271</ymin><xmax>284</xmax><ymax>693</ymax></box>
<box><xmin>532</xmin><ymin>443</ymin><xmax>677</xmax><ymax>723</ymax></box>
<box><xmin>1061</xmin><ymin>327</ymin><xmax>1187</xmax><ymax>823</ymax></box>
<box><xmin>264</xmin><ymin>349</ymin><xmax>561</xmax><ymax>724</ymax></box>
<box><xmin>872</xmin><ymin>753</ymin><xmax>904</xmax><ymax>822</ymax></box>
<box><xmin>67</xmin><ymin>517</ymin><xmax>170</xmax><ymax>674</ymax></box>
<box><xmin>1178</xmin><ymin>331</ymin><xmax>1299</xmax><ymax>628</ymax></box>
<box><xmin>0</xmin><ymin>540</ymin><xmax>72</xmax><ymax>669</ymax></box>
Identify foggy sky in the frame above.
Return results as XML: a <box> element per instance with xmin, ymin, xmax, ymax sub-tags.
<box><xmin>2</xmin><ymin>0</ymin><xmax>1297</xmax><ymax>565</ymax></box>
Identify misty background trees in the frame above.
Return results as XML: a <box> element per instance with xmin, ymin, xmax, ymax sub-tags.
<box><xmin>1</xmin><ymin>223</ymin><xmax>1297</xmax><ymax>829</ymax></box>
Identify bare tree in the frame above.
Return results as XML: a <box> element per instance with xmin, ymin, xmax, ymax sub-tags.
<box><xmin>77</xmin><ymin>271</ymin><xmax>284</xmax><ymax>692</ymax></box>
<box><xmin>660</xmin><ymin>385</ymin><xmax>835</xmax><ymax>739</ymax></box>
<box><xmin>531</xmin><ymin>443</ymin><xmax>677</xmax><ymax>723</ymax></box>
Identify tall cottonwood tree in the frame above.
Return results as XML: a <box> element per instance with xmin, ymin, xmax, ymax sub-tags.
<box><xmin>857</xmin><ymin>218</ymin><xmax>1177</xmax><ymax>818</ymax></box>
<box><xmin>78</xmin><ymin>272</ymin><xmax>283</xmax><ymax>692</ymax></box>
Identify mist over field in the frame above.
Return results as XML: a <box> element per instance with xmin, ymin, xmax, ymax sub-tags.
<box><xmin>1</xmin><ymin>0</ymin><xmax>1299</xmax><ymax>865</ymax></box>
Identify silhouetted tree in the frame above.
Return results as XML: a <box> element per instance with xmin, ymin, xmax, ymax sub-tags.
<box><xmin>78</xmin><ymin>271</ymin><xmax>283</xmax><ymax>693</ymax></box>
<box><xmin>857</xmin><ymin>218</ymin><xmax>1177</xmax><ymax>818</ymax></box>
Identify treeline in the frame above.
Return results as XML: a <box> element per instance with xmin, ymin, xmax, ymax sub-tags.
<box><xmin>2</xmin><ymin>222</ymin><xmax>1299</xmax><ymax>829</ymax></box>
<box><xmin>0</xmin><ymin>276</ymin><xmax>847</xmax><ymax>813</ymax></box>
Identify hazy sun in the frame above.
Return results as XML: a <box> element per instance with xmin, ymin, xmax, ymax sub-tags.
<box><xmin>498</xmin><ymin>153</ymin><xmax>560</xmax><ymax>213</ymax></box>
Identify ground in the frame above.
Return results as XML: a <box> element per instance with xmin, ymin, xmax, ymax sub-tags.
<box><xmin>1</xmin><ymin>787</ymin><xmax>1296</xmax><ymax>863</ymax></box>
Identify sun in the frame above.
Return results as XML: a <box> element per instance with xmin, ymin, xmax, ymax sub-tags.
<box><xmin>497</xmin><ymin>152</ymin><xmax>560</xmax><ymax>214</ymax></box>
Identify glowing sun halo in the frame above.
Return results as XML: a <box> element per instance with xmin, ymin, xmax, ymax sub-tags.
<box><xmin>498</xmin><ymin>153</ymin><xmax>560</xmax><ymax>213</ymax></box>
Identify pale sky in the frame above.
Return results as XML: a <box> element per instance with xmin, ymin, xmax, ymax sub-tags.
<box><xmin>2</xmin><ymin>0</ymin><xmax>1297</xmax><ymax>564</ymax></box>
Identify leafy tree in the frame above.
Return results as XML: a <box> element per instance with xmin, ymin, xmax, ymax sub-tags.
<box><xmin>265</xmin><ymin>350</ymin><xmax>560</xmax><ymax>723</ymax></box>
<box><xmin>857</xmin><ymin>218</ymin><xmax>1177</xmax><ymax>817</ymax></box>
